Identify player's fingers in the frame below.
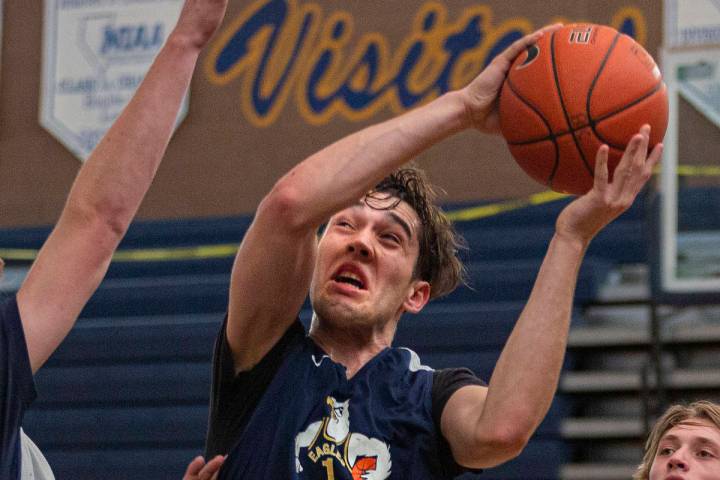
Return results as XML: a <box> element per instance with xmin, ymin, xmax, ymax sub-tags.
<box><xmin>625</xmin><ymin>142</ymin><xmax>663</xmax><ymax>198</ymax></box>
<box><xmin>645</xmin><ymin>143</ymin><xmax>664</xmax><ymax>175</ymax></box>
<box><xmin>617</xmin><ymin>135</ymin><xmax>661</xmax><ymax>208</ymax></box>
<box><xmin>610</xmin><ymin>132</ymin><xmax>641</xmax><ymax>193</ymax></box>
<box><xmin>198</xmin><ymin>455</ymin><xmax>225</xmax><ymax>480</ymax></box>
<box><xmin>617</xmin><ymin>132</ymin><xmax>642</xmax><ymax>169</ymax></box>
<box><xmin>497</xmin><ymin>23</ymin><xmax>562</xmax><ymax>65</ymax></box>
<box><xmin>184</xmin><ymin>456</ymin><xmax>205</xmax><ymax>478</ymax></box>
<box><xmin>634</xmin><ymin>124</ymin><xmax>651</xmax><ymax>168</ymax></box>
<box><xmin>537</xmin><ymin>23</ymin><xmax>564</xmax><ymax>36</ymax></box>
<box><xmin>593</xmin><ymin>145</ymin><xmax>610</xmax><ymax>191</ymax></box>
<box><xmin>623</xmin><ymin>125</ymin><xmax>653</xmax><ymax>192</ymax></box>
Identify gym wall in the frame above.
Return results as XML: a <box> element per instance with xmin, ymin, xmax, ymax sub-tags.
<box><xmin>0</xmin><ymin>0</ymin><xmax>662</xmax><ymax>227</ymax></box>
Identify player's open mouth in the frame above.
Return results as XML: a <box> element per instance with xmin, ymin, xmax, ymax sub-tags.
<box><xmin>333</xmin><ymin>266</ymin><xmax>367</xmax><ymax>290</ymax></box>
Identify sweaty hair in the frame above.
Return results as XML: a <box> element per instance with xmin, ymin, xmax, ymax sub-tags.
<box><xmin>633</xmin><ymin>400</ymin><xmax>720</xmax><ymax>479</ymax></box>
<box><xmin>365</xmin><ymin>165</ymin><xmax>466</xmax><ymax>299</ymax></box>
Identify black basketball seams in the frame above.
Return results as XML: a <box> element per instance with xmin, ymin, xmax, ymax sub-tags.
<box><xmin>586</xmin><ymin>31</ymin><xmax>626</xmax><ymax>150</ymax></box>
<box><xmin>507</xmin><ymin>127</ymin><xmax>583</xmax><ymax>145</ymax></box>
<box><xmin>505</xmin><ymin>78</ymin><xmax>556</xmax><ymax>143</ymax></box>
<box><xmin>502</xmin><ymin>26</ymin><xmax>665</xmax><ymax>194</ymax></box>
<box><xmin>551</xmin><ymin>30</ymin><xmax>595</xmax><ymax>179</ymax></box>
<box><xmin>591</xmin><ymin>81</ymin><xmax>666</xmax><ymax>149</ymax></box>
<box><xmin>504</xmin><ymin>58</ymin><xmax>560</xmax><ymax>187</ymax></box>
<box><xmin>507</xmin><ymin>82</ymin><xmax>665</xmax><ymax>148</ymax></box>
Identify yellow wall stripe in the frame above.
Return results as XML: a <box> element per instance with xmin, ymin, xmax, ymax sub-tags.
<box><xmin>2</xmin><ymin>164</ymin><xmax>718</xmax><ymax>263</ymax></box>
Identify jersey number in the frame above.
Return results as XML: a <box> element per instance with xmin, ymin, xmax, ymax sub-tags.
<box><xmin>321</xmin><ymin>458</ymin><xmax>335</xmax><ymax>480</ymax></box>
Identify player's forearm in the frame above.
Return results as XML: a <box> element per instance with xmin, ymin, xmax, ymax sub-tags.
<box><xmin>477</xmin><ymin>233</ymin><xmax>587</xmax><ymax>442</ymax></box>
<box><xmin>62</xmin><ymin>31</ymin><xmax>201</xmax><ymax>239</ymax></box>
<box><xmin>266</xmin><ymin>91</ymin><xmax>470</xmax><ymax>230</ymax></box>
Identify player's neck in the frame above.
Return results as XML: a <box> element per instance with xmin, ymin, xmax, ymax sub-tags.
<box><xmin>309</xmin><ymin>315</ymin><xmax>396</xmax><ymax>378</ymax></box>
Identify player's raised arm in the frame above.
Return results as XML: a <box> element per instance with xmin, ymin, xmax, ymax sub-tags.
<box><xmin>440</xmin><ymin>127</ymin><xmax>663</xmax><ymax>468</ymax></box>
<box><xmin>225</xmin><ymin>23</ymin><xmax>563</xmax><ymax>373</ymax></box>
<box><xmin>16</xmin><ymin>0</ymin><xmax>229</xmax><ymax>373</ymax></box>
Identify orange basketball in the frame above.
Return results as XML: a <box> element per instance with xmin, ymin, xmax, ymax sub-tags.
<box><xmin>499</xmin><ymin>24</ymin><xmax>668</xmax><ymax>195</ymax></box>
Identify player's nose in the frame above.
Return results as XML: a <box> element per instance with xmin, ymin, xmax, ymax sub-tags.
<box><xmin>346</xmin><ymin>232</ymin><xmax>373</xmax><ymax>260</ymax></box>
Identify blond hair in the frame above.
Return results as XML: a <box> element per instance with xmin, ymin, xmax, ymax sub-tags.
<box><xmin>633</xmin><ymin>400</ymin><xmax>720</xmax><ymax>479</ymax></box>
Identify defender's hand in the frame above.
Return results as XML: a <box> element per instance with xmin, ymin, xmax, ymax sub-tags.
<box><xmin>171</xmin><ymin>0</ymin><xmax>229</xmax><ymax>50</ymax></box>
<box><xmin>459</xmin><ymin>23</ymin><xmax>561</xmax><ymax>134</ymax></box>
<box><xmin>555</xmin><ymin>124</ymin><xmax>663</xmax><ymax>246</ymax></box>
<box><xmin>183</xmin><ymin>455</ymin><xmax>225</xmax><ymax>480</ymax></box>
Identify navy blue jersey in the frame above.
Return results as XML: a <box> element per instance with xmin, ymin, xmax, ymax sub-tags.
<box><xmin>0</xmin><ymin>296</ymin><xmax>37</xmax><ymax>480</ymax></box>
<box><xmin>207</xmin><ymin>319</ymin><xmax>483</xmax><ymax>479</ymax></box>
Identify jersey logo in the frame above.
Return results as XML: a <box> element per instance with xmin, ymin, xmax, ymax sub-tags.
<box><xmin>312</xmin><ymin>354</ymin><xmax>331</xmax><ymax>367</ymax></box>
<box><xmin>295</xmin><ymin>396</ymin><xmax>391</xmax><ymax>479</ymax></box>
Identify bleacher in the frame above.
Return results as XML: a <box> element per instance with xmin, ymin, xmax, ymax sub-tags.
<box><xmin>559</xmin><ymin>187</ymin><xmax>720</xmax><ymax>479</ymax></box>
<box><xmin>1</xmin><ymin>189</ymin><xmax>664</xmax><ymax>479</ymax></box>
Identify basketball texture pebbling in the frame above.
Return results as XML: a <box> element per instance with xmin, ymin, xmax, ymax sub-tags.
<box><xmin>499</xmin><ymin>24</ymin><xmax>668</xmax><ymax>195</ymax></box>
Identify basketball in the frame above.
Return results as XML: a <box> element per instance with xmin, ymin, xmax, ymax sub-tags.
<box><xmin>499</xmin><ymin>24</ymin><xmax>668</xmax><ymax>195</ymax></box>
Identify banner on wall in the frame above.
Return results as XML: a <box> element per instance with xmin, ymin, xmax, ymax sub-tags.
<box><xmin>672</xmin><ymin>48</ymin><xmax>720</xmax><ymax>128</ymax></box>
<box><xmin>657</xmin><ymin>0</ymin><xmax>720</xmax><ymax>300</ymax></box>
<box><xmin>1</xmin><ymin>0</ymin><xmax>663</xmax><ymax>230</ymax></box>
<box><xmin>658</xmin><ymin>46</ymin><xmax>720</xmax><ymax>299</ymax></box>
<box><xmin>40</xmin><ymin>0</ymin><xmax>186</xmax><ymax>162</ymax></box>
<box><xmin>202</xmin><ymin>0</ymin><xmax>648</xmax><ymax>130</ymax></box>
<box><xmin>664</xmin><ymin>0</ymin><xmax>720</xmax><ymax>48</ymax></box>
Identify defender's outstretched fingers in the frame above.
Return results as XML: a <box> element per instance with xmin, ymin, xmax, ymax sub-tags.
<box><xmin>184</xmin><ymin>457</ymin><xmax>205</xmax><ymax>477</ymax></box>
<box><xmin>183</xmin><ymin>455</ymin><xmax>226</xmax><ymax>480</ymax></box>
<box><xmin>199</xmin><ymin>455</ymin><xmax>225</xmax><ymax>480</ymax></box>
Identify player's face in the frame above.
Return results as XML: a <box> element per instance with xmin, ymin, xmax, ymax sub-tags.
<box><xmin>649</xmin><ymin>419</ymin><xmax>720</xmax><ymax>480</ymax></box>
<box><xmin>310</xmin><ymin>198</ymin><xmax>428</xmax><ymax>330</ymax></box>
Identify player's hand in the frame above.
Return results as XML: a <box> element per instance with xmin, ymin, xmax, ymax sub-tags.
<box><xmin>555</xmin><ymin>124</ymin><xmax>663</xmax><ymax>246</ymax></box>
<box><xmin>459</xmin><ymin>23</ymin><xmax>562</xmax><ymax>134</ymax></box>
<box><xmin>171</xmin><ymin>0</ymin><xmax>229</xmax><ymax>50</ymax></box>
<box><xmin>183</xmin><ymin>455</ymin><xmax>225</xmax><ymax>480</ymax></box>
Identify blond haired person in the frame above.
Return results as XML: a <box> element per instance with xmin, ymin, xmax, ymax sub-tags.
<box><xmin>635</xmin><ymin>400</ymin><xmax>720</xmax><ymax>480</ymax></box>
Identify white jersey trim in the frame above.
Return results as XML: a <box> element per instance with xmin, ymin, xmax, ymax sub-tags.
<box><xmin>399</xmin><ymin>347</ymin><xmax>434</xmax><ymax>372</ymax></box>
<box><xmin>20</xmin><ymin>429</ymin><xmax>55</xmax><ymax>480</ymax></box>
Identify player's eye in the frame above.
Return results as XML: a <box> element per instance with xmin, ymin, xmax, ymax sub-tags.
<box><xmin>658</xmin><ymin>447</ymin><xmax>674</xmax><ymax>456</ymax></box>
<box><xmin>381</xmin><ymin>233</ymin><xmax>401</xmax><ymax>244</ymax></box>
<box><xmin>698</xmin><ymin>450</ymin><xmax>715</xmax><ymax>458</ymax></box>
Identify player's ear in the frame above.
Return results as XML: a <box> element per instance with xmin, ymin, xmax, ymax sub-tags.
<box><xmin>403</xmin><ymin>280</ymin><xmax>430</xmax><ymax>314</ymax></box>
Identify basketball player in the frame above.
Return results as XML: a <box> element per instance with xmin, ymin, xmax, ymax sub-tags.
<box><xmin>0</xmin><ymin>0</ymin><xmax>228</xmax><ymax>478</ymax></box>
<box><xmin>204</xmin><ymin>23</ymin><xmax>664</xmax><ymax>479</ymax></box>
<box><xmin>634</xmin><ymin>401</ymin><xmax>720</xmax><ymax>479</ymax></box>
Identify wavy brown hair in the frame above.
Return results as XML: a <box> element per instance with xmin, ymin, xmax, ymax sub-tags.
<box><xmin>634</xmin><ymin>400</ymin><xmax>720</xmax><ymax>479</ymax></box>
<box><xmin>365</xmin><ymin>165</ymin><xmax>466</xmax><ymax>300</ymax></box>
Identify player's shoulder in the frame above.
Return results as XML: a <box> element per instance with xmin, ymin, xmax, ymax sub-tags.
<box><xmin>392</xmin><ymin>346</ymin><xmax>434</xmax><ymax>374</ymax></box>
